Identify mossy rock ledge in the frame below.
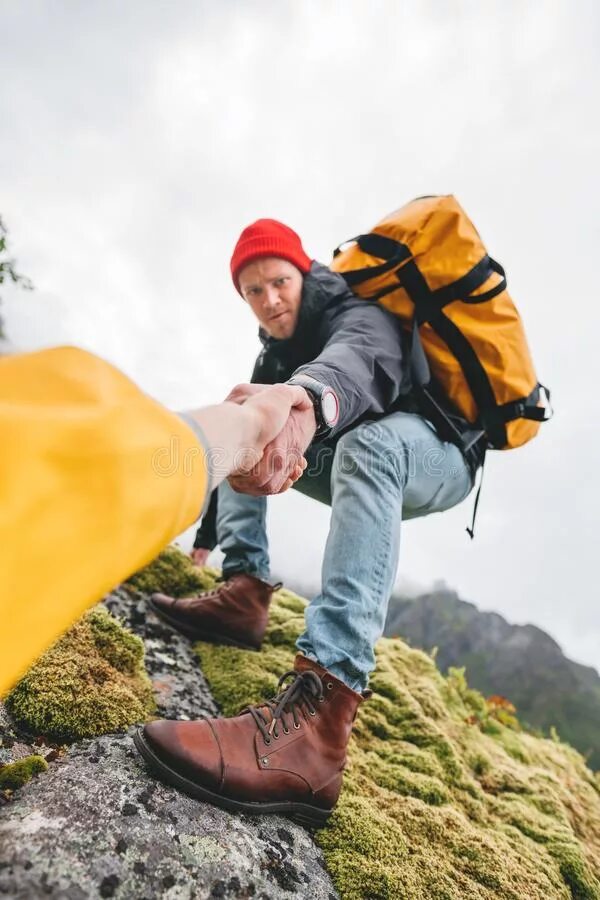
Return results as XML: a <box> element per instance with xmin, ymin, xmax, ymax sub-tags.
<box><xmin>134</xmin><ymin>546</ymin><xmax>600</xmax><ymax>900</ymax></box>
<box><xmin>0</xmin><ymin>546</ymin><xmax>598</xmax><ymax>899</ymax></box>
<box><xmin>6</xmin><ymin>606</ymin><xmax>155</xmax><ymax>740</ymax></box>
<box><xmin>0</xmin><ymin>559</ymin><xmax>336</xmax><ymax>899</ymax></box>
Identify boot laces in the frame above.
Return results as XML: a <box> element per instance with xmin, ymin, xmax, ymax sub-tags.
<box><xmin>247</xmin><ymin>670</ymin><xmax>324</xmax><ymax>742</ymax></box>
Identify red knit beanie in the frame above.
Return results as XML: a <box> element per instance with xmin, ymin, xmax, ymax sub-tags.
<box><xmin>230</xmin><ymin>219</ymin><xmax>312</xmax><ymax>292</ymax></box>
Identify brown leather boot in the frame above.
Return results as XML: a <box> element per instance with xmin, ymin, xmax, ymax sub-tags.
<box><xmin>133</xmin><ymin>655</ymin><xmax>367</xmax><ymax>826</ymax></box>
<box><xmin>147</xmin><ymin>573</ymin><xmax>280</xmax><ymax>650</ymax></box>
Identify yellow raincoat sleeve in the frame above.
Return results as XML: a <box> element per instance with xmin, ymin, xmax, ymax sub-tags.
<box><xmin>0</xmin><ymin>346</ymin><xmax>209</xmax><ymax>696</ymax></box>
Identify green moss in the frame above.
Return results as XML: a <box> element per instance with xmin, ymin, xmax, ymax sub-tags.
<box><xmin>124</xmin><ymin>544</ymin><xmax>215</xmax><ymax>597</ymax></box>
<box><xmin>6</xmin><ymin>607</ymin><xmax>155</xmax><ymax>741</ymax></box>
<box><xmin>469</xmin><ymin>752</ymin><xmax>491</xmax><ymax>777</ymax></box>
<box><xmin>129</xmin><ymin>549</ymin><xmax>600</xmax><ymax>899</ymax></box>
<box><xmin>495</xmin><ymin>728</ymin><xmax>531</xmax><ymax>764</ymax></box>
<box><xmin>552</xmin><ymin>842</ymin><xmax>600</xmax><ymax>899</ymax></box>
<box><xmin>445</xmin><ymin>666</ymin><xmax>488</xmax><ymax>717</ymax></box>
<box><xmin>367</xmin><ymin>753</ymin><xmax>451</xmax><ymax>805</ymax></box>
<box><xmin>88</xmin><ymin>606</ymin><xmax>145</xmax><ymax>674</ymax></box>
<box><xmin>0</xmin><ymin>755</ymin><xmax>48</xmax><ymax>790</ymax></box>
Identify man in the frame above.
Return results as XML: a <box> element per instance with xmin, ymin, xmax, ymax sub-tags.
<box><xmin>0</xmin><ymin>344</ymin><xmax>308</xmax><ymax>695</ymax></box>
<box><xmin>135</xmin><ymin>219</ymin><xmax>483</xmax><ymax>824</ymax></box>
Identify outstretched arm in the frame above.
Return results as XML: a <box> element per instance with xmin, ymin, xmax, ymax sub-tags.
<box><xmin>0</xmin><ymin>347</ymin><xmax>306</xmax><ymax>695</ymax></box>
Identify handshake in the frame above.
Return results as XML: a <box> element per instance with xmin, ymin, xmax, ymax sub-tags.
<box><xmin>187</xmin><ymin>382</ymin><xmax>318</xmax><ymax>498</ymax></box>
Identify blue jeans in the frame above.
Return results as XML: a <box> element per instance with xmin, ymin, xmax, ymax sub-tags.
<box><xmin>217</xmin><ymin>412</ymin><xmax>474</xmax><ymax>691</ymax></box>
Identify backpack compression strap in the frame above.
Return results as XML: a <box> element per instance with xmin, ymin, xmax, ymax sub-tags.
<box><xmin>333</xmin><ymin>234</ymin><xmax>412</xmax><ymax>286</ymax></box>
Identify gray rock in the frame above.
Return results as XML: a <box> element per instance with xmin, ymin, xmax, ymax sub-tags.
<box><xmin>0</xmin><ymin>732</ymin><xmax>336</xmax><ymax>899</ymax></box>
<box><xmin>0</xmin><ymin>589</ymin><xmax>338</xmax><ymax>899</ymax></box>
<box><xmin>103</xmin><ymin>588</ymin><xmax>219</xmax><ymax>721</ymax></box>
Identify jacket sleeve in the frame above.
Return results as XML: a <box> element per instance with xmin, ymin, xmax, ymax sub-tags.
<box><xmin>0</xmin><ymin>346</ymin><xmax>208</xmax><ymax>696</ymax></box>
<box><xmin>291</xmin><ymin>297</ymin><xmax>409</xmax><ymax>436</ymax></box>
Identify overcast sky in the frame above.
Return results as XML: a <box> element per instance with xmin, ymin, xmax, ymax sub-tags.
<box><xmin>2</xmin><ymin>1</ymin><xmax>599</xmax><ymax>671</ymax></box>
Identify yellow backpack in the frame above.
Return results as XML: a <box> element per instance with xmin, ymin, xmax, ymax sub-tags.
<box><xmin>331</xmin><ymin>195</ymin><xmax>551</xmax><ymax>451</ymax></box>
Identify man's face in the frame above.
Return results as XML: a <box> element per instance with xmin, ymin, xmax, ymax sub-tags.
<box><xmin>238</xmin><ymin>257</ymin><xmax>304</xmax><ymax>339</ymax></box>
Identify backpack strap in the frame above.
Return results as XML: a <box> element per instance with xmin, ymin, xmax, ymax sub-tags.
<box><xmin>406</xmin><ymin>256</ymin><xmax>506</xmax><ymax>324</ymax></box>
<box><xmin>409</xmin><ymin>319</ymin><xmax>486</xmax><ymax>452</ymax></box>
<box><xmin>466</xmin><ymin>449</ymin><xmax>487</xmax><ymax>540</ymax></box>
<box><xmin>396</xmin><ymin>256</ymin><xmax>513</xmax><ymax>448</ymax></box>
<box><xmin>479</xmin><ymin>384</ymin><xmax>553</xmax><ymax>428</ymax></box>
<box><xmin>333</xmin><ymin>234</ymin><xmax>411</xmax><ymax>287</ymax></box>
<box><xmin>431</xmin><ymin>257</ymin><xmax>507</xmax><ymax>306</ymax></box>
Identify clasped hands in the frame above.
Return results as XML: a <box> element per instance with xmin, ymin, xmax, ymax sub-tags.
<box><xmin>226</xmin><ymin>382</ymin><xmax>317</xmax><ymax>495</ymax></box>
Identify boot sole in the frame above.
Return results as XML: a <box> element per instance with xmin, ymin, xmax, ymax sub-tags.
<box><xmin>147</xmin><ymin>598</ymin><xmax>260</xmax><ymax>651</ymax></box>
<box><xmin>133</xmin><ymin>728</ymin><xmax>332</xmax><ymax>828</ymax></box>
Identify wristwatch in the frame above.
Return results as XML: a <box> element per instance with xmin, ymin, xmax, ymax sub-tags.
<box><xmin>287</xmin><ymin>374</ymin><xmax>340</xmax><ymax>439</ymax></box>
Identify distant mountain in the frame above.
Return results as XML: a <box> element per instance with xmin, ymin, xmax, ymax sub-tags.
<box><xmin>385</xmin><ymin>587</ymin><xmax>600</xmax><ymax>769</ymax></box>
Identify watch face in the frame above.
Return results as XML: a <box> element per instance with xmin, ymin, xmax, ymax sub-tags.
<box><xmin>322</xmin><ymin>388</ymin><xmax>339</xmax><ymax>427</ymax></box>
